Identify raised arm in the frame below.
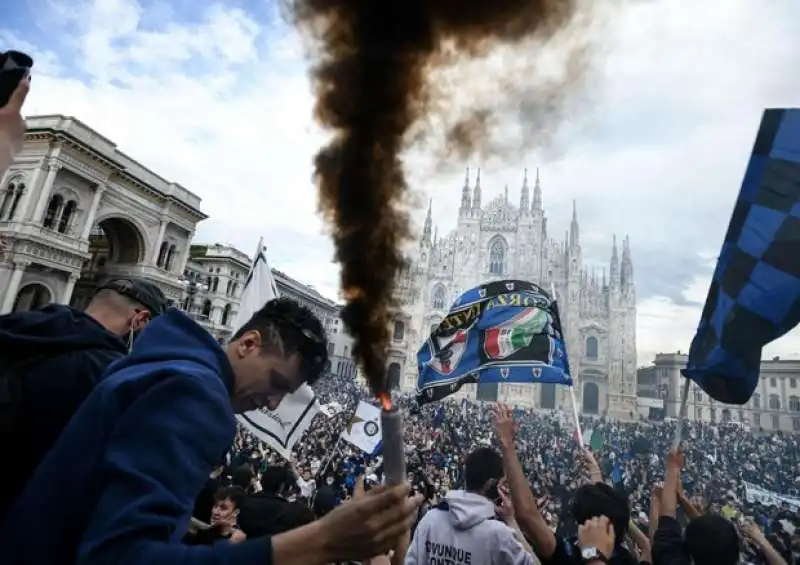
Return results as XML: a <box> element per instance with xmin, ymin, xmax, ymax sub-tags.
<box><xmin>493</xmin><ymin>403</ymin><xmax>557</xmax><ymax>559</ymax></box>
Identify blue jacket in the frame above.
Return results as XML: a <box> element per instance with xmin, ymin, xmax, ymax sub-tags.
<box><xmin>0</xmin><ymin>309</ymin><xmax>273</xmax><ymax>565</ymax></box>
<box><xmin>0</xmin><ymin>304</ymin><xmax>127</xmax><ymax>519</ymax></box>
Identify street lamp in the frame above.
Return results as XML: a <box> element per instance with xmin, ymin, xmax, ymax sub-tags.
<box><xmin>179</xmin><ymin>278</ymin><xmax>209</xmax><ymax>314</ymax></box>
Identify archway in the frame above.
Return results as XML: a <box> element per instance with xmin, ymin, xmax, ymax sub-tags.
<box><xmin>14</xmin><ymin>283</ymin><xmax>52</xmax><ymax>312</ymax></box>
<box><xmin>70</xmin><ymin>216</ymin><xmax>147</xmax><ymax>309</ymax></box>
<box><xmin>540</xmin><ymin>383</ymin><xmax>556</xmax><ymax>410</ymax></box>
<box><xmin>582</xmin><ymin>382</ymin><xmax>599</xmax><ymax>414</ymax></box>
<box><xmin>387</xmin><ymin>363</ymin><xmax>401</xmax><ymax>390</ymax></box>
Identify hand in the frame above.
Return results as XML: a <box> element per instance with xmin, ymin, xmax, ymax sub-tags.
<box><xmin>316</xmin><ymin>484</ymin><xmax>423</xmax><ymax>562</ymax></box>
<box><xmin>354</xmin><ymin>474</ymin><xmax>366</xmax><ymax>500</ymax></box>
<box><xmin>582</xmin><ymin>449</ymin><xmax>601</xmax><ymax>476</ymax></box>
<box><xmin>666</xmin><ymin>446</ymin><xmax>684</xmax><ymax>471</ymax></box>
<box><xmin>492</xmin><ymin>403</ymin><xmax>517</xmax><ymax>447</ymax></box>
<box><xmin>0</xmin><ymin>75</ymin><xmax>29</xmax><ymax>175</ymax></box>
<box><xmin>741</xmin><ymin>520</ymin><xmax>768</xmax><ymax>548</ymax></box>
<box><xmin>494</xmin><ymin>481</ymin><xmax>514</xmax><ymax>523</ymax></box>
<box><xmin>577</xmin><ymin>515</ymin><xmax>615</xmax><ymax>558</ymax></box>
<box><xmin>652</xmin><ymin>484</ymin><xmax>663</xmax><ymax>502</ymax></box>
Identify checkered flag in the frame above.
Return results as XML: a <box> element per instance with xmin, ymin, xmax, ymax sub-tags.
<box><xmin>684</xmin><ymin>108</ymin><xmax>800</xmax><ymax>405</ymax></box>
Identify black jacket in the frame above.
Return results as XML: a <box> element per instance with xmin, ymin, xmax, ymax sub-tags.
<box><xmin>0</xmin><ymin>304</ymin><xmax>127</xmax><ymax>519</ymax></box>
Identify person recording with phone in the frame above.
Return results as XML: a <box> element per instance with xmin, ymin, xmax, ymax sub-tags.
<box><xmin>404</xmin><ymin>446</ymin><xmax>538</xmax><ymax>565</ymax></box>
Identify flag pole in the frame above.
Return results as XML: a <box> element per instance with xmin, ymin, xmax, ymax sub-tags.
<box><xmin>550</xmin><ymin>282</ymin><xmax>583</xmax><ymax>446</ymax></box>
<box><xmin>673</xmin><ymin>375</ymin><xmax>691</xmax><ymax>449</ymax></box>
<box><xmin>317</xmin><ymin>434</ymin><xmax>344</xmax><ymax>478</ymax></box>
<box><xmin>569</xmin><ymin>387</ymin><xmax>584</xmax><ymax>446</ymax></box>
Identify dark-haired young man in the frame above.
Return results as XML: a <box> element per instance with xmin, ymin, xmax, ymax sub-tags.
<box><xmin>492</xmin><ymin>404</ymin><xmax>639</xmax><ymax>565</ymax></box>
<box><xmin>652</xmin><ymin>446</ymin><xmax>740</xmax><ymax>565</ymax></box>
<box><xmin>404</xmin><ymin>446</ymin><xmax>537</xmax><ymax>565</ymax></box>
<box><xmin>0</xmin><ymin>277</ymin><xmax>167</xmax><ymax>521</ymax></box>
<box><xmin>0</xmin><ymin>297</ymin><xmax>422</xmax><ymax>565</ymax></box>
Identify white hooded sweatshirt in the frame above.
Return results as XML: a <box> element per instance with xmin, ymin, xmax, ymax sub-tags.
<box><xmin>405</xmin><ymin>490</ymin><xmax>539</xmax><ymax>565</ymax></box>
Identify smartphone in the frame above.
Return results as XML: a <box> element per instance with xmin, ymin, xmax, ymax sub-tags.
<box><xmin>0</xmin><ymin>51</ymin><xmax>33</xmax><ymax>107</ymax></box>
<box><xmin>486</xmin><ymin>479</ymin><xmax>501</xmax><ymax>505</ymax></box>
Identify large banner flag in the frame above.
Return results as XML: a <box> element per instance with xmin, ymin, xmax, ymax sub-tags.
<box><xmin>340</xmin><ymin>400</ymin><xmax>383</xmax><ymax>455</ymax></box>
<box><xmin>684</xmin><ymin>109</ymin><xmax>800</xmax><ymax>404</ymax></box>
<box><xmin>416</xmin><ymin>279</ymin><xmax>572</xmax><ymax>404</ymax></box>
<box><xmin>233</xmin><ymin>238</ymin><xmax>320</xmax><ymax>459</ymax></box>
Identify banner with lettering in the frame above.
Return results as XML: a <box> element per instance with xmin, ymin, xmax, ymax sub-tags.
<box><xmin>743</xmin><ymin>481</ymin><xmax>800</xmax><ymax>512</ymax></box>
<box><xmin>416</xmin><ymin>279</ymin><xmax>572</xmax><ymax>404</ymax></box>
<box><xmin>234</xmin><ymin>238</ymin><xmax>320</xmax><ymax>460</ymax></box>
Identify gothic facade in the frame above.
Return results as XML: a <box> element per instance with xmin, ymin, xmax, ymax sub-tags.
<box><xmin>394</xmin><ymin>169</ymin><xmax>639</xmax><ymax>419</ymax></box>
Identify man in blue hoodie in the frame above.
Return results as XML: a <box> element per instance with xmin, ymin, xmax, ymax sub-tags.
<box><xmin>0</xmin><ymin>276</ymin><xmax>167</xmax><ymax>520</ymax></box>
<box><xmin>0</xmin><ymin>296</ymin><xmax>422</xmax><ymax>565</ymax></box>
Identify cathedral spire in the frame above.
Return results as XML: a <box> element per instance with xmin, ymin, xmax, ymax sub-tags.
<box><xmin>459</xmin><ymin>167</ymin><xmax>471</xmax><ymax>216</ymax></box>
<box><xmin>519</xmin><ymin>168</ymin><xmax>530</xmax><ymax>214</ymax></box>
<box><xmin>569</xmin><ymin>199</ymin><xmax>580</xmax><ymax>249</ymax></box>
<box><xmin>621</xmin><ymin>235</ymin><xmax>634</xmax><ymax>292</ymax></box>
<box><xmin>532</xmin><ymin>167</ymin><xmax>543</xmax><ymax>213</ymax></box>
<box><xmin>472</xmin><ymin>168</ymin><xmax>482</xmax><ymax>212</ymax></box>
<box><xmin>421</xmin><ymin>198</ymin><xmax>433</xmax><ymax>247</ymax></box>
<box><xmin>609</xmin><ymin>234</ymin><xmax>620</xmax><ymax>289</ymax></box>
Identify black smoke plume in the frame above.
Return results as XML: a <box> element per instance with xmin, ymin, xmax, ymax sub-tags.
<box><xmin>286</xmin><ymin>0</ymin><xmax>597</xmax><ymax>395</ymax></box>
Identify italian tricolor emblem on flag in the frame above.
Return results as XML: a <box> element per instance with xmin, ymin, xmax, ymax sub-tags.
<box><xmin>484</xmin><ymin>308</ymin><xmax>548</xmax><ymax>359</ymax></box>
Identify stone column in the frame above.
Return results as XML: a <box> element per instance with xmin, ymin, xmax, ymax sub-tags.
<box><xmin>151</xmin><ymin>219</ymin><xmax>168</xmax><ymax>265</ymax></box>
<box><xmin>30</xmin><ymin>161</ymin><xmax>62</xmax><ymax>223</ymax></box>
<box><xmin>81</xmin><ymin>183</ymin><xmax>108</xmax><ymax>239</ymax></box>
<box><xmin>1</xmin><ymin>261</ymin><xmax>29</xmax><ymax>313</ymax></box>
<box><xmin>62</xmin><ymin>273</ymin><xmax>80</xmax><ymax>305</ymax></box>
<box><xmin>176</xmin><ymin>231</ymin><xmax>194</xmax><ymax>276</ymax></box>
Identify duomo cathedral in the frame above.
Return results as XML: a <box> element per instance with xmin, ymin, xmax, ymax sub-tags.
<box><xmin>393</xmin><ymin>168</ymin><xmax>639</xmax><ymax>419</ymax></box>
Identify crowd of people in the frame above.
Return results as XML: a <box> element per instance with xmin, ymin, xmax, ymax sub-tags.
<box><xmin>220</xmin><ymin>368</ymin><xmax>800</xmax><ymax>564</ymax></box>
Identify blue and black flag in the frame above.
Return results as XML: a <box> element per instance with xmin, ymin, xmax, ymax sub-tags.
<box><xmin>684</xmin><ymin>108</ymin><xmax>800</xmax><ymax>405</ymax></box>
<box><xmin>416</xmin><ymin>279</ymin><xmax>572</xmax><ymax>404</ymax></box>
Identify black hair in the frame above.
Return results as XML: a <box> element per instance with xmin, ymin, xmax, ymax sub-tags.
<box><xmin>213</xmin><ymin>485</ymin><xmax>248</xmax><ymax>509</ymax></box>
<box><xmin>231</xmin><ymin>297</ymin><xmax>328</xmax><ymax>385</ymax></box>
<box><xmin>230</xmin><ymin>464</ymin><xmax>254</xmax><ymax>490</ymax></box>
<box><xmin>685</xmin><ymin>515</ymin><xmax>740</xmax><ymax>565</ymax></box>
<box><xmin>572</xmin><ymin>483</ymin><xmax>630</xmax><ymax>548</ymax></box>
<box><xmin>463</xmin><ymin>447</ymin><xmax>504</xmax><ymax>492</ymax></box>
<box><xmin>260</xmin><ymin>465</ymin><xmax>295</xmax><ymax>495</ymax></box>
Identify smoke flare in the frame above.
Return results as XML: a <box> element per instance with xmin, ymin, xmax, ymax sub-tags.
<box><xmin>287</xmin><ymin>0</ymin><xmax>597</xmax><ymax>395</ymax></box>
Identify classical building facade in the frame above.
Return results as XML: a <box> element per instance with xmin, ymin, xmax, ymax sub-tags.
<box><xmin>180</xmin><ymin>243</ymin><xmax>252</xmax><ymax>341</ymax></box>
<box><xmin>637</xmin><ymin>352</ymin><xmax>800</xmax><ymax>433</ymax></box>
<box><xmin>394</xmin><ymin>169</ymin><xmax>638</xmax><ymax>419</ymax></box>
<box><xmin>0</xmin><ymin>115</ymin><xmax>206</xmax><ymax>313</ymax></box>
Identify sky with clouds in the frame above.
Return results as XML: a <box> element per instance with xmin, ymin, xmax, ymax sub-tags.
<box><xmin>3</xmin><ymin>0</ymin><xmax>800</xmax><ymax>366</ymax></box>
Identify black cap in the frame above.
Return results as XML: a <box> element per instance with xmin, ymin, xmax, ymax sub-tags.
<box><xmin>97</xmin><ymin>278</ymin><xmax>168</xmax><ymax>316</ymax></box>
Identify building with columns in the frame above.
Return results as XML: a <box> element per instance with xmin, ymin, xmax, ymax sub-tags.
<box><xmin>0</xmin><ymin>115</ymin><xmax>206</xmax><ymax>313</ymax></box>
<box><xmin>393</xmin><ymin>168</ymin><xmax>639</xmax><ymax>420</ymax></box>
<box><xmin>637</xmin><ymin>352</ymin><xmax>800</xmax><ymax>433</ymax></box>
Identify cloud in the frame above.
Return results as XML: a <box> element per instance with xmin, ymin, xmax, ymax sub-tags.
<box><xmin>4</xmin><ymin>0</ymin><xmax>800</xmax><ymax>363</ymax></box>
